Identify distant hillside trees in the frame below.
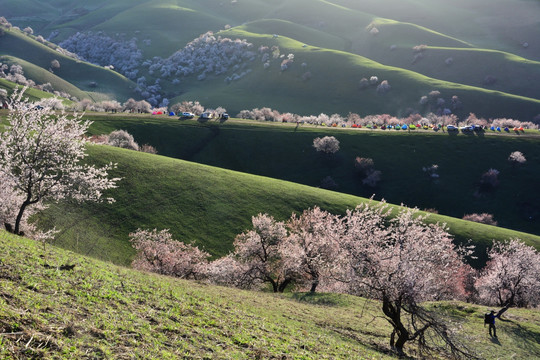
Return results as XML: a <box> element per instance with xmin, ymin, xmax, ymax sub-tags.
<box><xmin>121</xmin><ymin>98</ymin><xmax>152</xmax><ymax>113</ymax></box>
<box><xmin>149</xmin><ymin>32</ymin><xmax>255</xmax><ymax>82</ymax></box>
<box><xmin>235</xmin><ymin>105</ymin><xmax>537</xmax><ymax>130</ymax></box>
<box><xmin>462</xmin><ymin>213</ymin><xmax>498</xmax><ymax>226</ymax></box>
<box><xmin>60</xmin><ymin>31</ymin><xmax>142</xmax><ymax>79</ymax></box>
<box><xmin>0</xmin><ymin>61</ymin><xmax>77</xmax><ymax>101</ymax></box>
<box><xmin>0</xmin><ymin>88</ymin><xmax>119</xmax><ymax>235</ymax></box>
<box><xmin>171</xmin><ymin>100</ymin><xmax>205</xmax><ymax>116</ymax></box>
<box><xmin>59</xmin><ymin>30</ymin><xmax>259</xmax><ymax>105</ymax></box>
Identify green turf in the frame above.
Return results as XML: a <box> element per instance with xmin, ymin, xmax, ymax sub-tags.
<box><xmin>3</xmin><ymin>0</ymin><xmax>540</xmax><ymax>119</ymax></box>
<box><xmin>0</xmin><ymin>29</ymin><xmax>138</xmax><ymax>101</ymax></box>
<box><xmin>0</xmin><ymin>78</ymin><xmax>62</xmax><ymax>102</ymax></box>
<box><xmin>84</xmin><ymin>114</ymin><xmax>540</xmax><ymax>239</ymax></box>
<box><xmin>36</xmin><ymin>142</ymin><xmax>540</xmax><ymax>268</ymax></box>
<box><xmin>1</xmin><ymin>231</ymin><xmax>539</xmax><ymax>359</ymax></box>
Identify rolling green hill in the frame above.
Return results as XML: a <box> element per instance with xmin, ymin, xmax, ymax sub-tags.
<box><xmin>37</xmin><ymin>142</ymin><xmax>540</xmax><ymax>268</ymax></box>
<box><xmin>85</xmin><ymin>115</ymin><xmax>540</xmax><ymax>239</ymax></box>
<box><xmin>0</xmin><ymin>29</ymin><xmax>138</xmax><ymax>101</ymax></box>
<box><xmin>0</xmin><ymin>78</ymin><xmax>64</xmax><ymax>102</ymax></box>
<box><xmin>2</xmin><ymin>0</ymin><xmax>540</xmax><ymax>119</ymax></box>
<box><xmin>2</xmin><ymin>231</ymin><xmax>540</xmax><ymax>359</ymax></box>
<box><xmin>168</xmin><ymin>27</ymin><xmax>540</xmax><ymax>119</ymax></box>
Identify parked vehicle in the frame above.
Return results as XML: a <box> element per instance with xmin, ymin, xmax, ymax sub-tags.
<box><xmin>446</xmin><ymin>125</ymin><xmax>458</xmax><ymax>131</ymax></box>
<box><xmin>180</xmin><ymin>112</ymin><xmax>194</xmax><ymax>119</ymax></box>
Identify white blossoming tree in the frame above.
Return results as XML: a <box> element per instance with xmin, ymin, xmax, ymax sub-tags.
<box><xmin>0</xmin><ymin>88</ymin><xmax>120</xmax><ymax>235</ymax></box>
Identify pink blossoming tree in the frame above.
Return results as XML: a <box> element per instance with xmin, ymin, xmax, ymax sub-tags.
<box><xmin>475</xmin><ymin>239</ymin><xmax>540</xmax><ymax>310</ymax></box>
<box><xmin>0</xmin><ymin>88</ymin><xmax>119</xmax><ymax>235</ymax></box>
<box><xmin>129</xmin><ymin>228</ymin><xmax>210</xmax><ymax>280</ymax></box>
<box><xmin>340</xmin><ymin>203</ymin><xmax>474</xmax><ymax>357</ymax></box>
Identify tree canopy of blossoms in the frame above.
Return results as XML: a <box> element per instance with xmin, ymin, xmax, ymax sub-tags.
<box><xmin>313</xmin><ymin>136</ymin><xmax>340</xmax><ymax>154</ymax></box>
<box><xmin>0</xmin><ymin>88</ymin><xmax>119</xmax><ymax>235</ymax></box>
<box><xmin>340</xmin><ymin>203</ymin><xmax>474</xmax><ymax>357</ymax></box>
<box><xmin>475</xmin><ymin>239</ymin><xmax>540</xmax><ymax>309</ymax></box>
<box><xmin>229</xmin><ymin>214</ymin><xmax>298</xmax><ymax>293</ymax></box>
<box><xmin>129</xmin><ymin>228</ymin><xmax>209</xmax><ymax>280</ymax></box>
<box><xmin>508</xmin><ymin>151</ymin><xmax>526</xmax><ymax>167</ymax></box>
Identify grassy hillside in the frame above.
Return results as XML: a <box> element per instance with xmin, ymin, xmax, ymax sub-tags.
<box><xmin>0</xmin><ymin>29</ymin><xmax>138</xmax><ymax>101</ymax></box>
<box><xmin>2</xmin><ymin>231</ymin><xmax>540</xmax><ymax>359</ymax></box>
<box><xmin>332</xmin><ymin>0</ymin><xmax>540</xmax><ymax>60</ymax></box>
<box><xmin>85</xmin><ymin>114</ymin><xmax>540</xmax><ymax>238</ymax></box>
<box><xmin>37</xmin><ymin>143</ymin><xmax>540</xmax><ymax>268</ymax></box>
<box><xmin>168</xmin><ymin>28</ymin><xmax>540</xmax><ymax>120</ymax></box>
<box><xmin>3</xmin><ymin>0</ymin><xmax>540</xmax><ymax>119</ymax></box>
<box><xmin>0</xmin><ymin>78</ymin><xmax>63</xmax><ymax>102</ymax></box>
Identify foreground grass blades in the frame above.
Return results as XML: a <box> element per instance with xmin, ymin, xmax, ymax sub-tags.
<box><xmin>1</xmin><ymin>232</ymin><xmax>539</xmax><ymax>359</ymax></box>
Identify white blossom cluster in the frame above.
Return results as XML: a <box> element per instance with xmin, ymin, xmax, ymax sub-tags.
<box><xmin>59</xmin><ymin>31</ymin><xmax>143</xmax><ymax>79</ymax></box>
<box><xmin>149</xmin><ymin>32</ymin><xmax>256</xmax><ymax>82</ymax></box>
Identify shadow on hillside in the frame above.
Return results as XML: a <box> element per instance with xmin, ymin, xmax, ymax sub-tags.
<box><xmin>505</xmin><ymin>321</ymin><xmax>540</xmax><ymax>355</ymax></box>
<box><xmin>290</xmin><ymin>292</ymin><xmax>347</xmax><ymax>307</ymax></box>
<box><xmin>183</xmin><ymin>125</ymin><xmax>220</xmax><ymax>160</ymax></box>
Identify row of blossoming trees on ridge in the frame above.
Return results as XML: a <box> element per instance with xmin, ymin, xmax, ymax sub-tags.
<box><xmin>130</xmin><ymin>203</ymin><xmax>540</xmax><ymax>357</ymax></box>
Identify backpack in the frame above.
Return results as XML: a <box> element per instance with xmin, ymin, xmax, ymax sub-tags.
<box><xmin>484</xmin><ymin>313</ymin><xmax>490</xmax><ymax>325</ymax></box>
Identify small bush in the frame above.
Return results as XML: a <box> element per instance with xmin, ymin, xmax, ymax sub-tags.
<box><xmin>107</xmin><ymin>130</ymin><xmax>140</xmax><ymax>151</ymax></box>
<box><xmin>320</xmin><ymin>176</ymin><xmax>338</xmax><ymax>190</ymax></box>
<box><xmin>140</xmin><ymin>144</ymin><xmax>158</xmax><ymax>154</ymax></box>
<box><xmin>313</xmin><ymin>136</ymin><xmax>340</xmax><ymax>154</ymax></box>
<box><xmin>362</xmin><ymin>170</ymin><xmax>381</xmax><ymax>187</ymax></box>
<box><xmin>479</xmin><ymin>168</ymin><xmax>499</xmax><ymax>192</ymax></box>
<box><xmin>354</xmin><ymin>157</ymin><xmax>374</xmax><ymax>175</ymax></box>
<box><xmin>462</xmin><ymin>213</ymin><xmax>498</xmax><ymax>226</ymax></box>
<box><xmin>508</xmin><ymin>151</ymin><xmax>526</xmax><ymax>166</ymax></box>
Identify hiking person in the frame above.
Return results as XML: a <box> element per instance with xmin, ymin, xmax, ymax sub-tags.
<box><xmin>484</xmin><ymin>310</ymin><xmax>499</xmax><ymax>337</ymax></box>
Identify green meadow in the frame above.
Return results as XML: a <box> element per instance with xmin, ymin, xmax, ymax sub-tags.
<box><xmin>85</xmin><ymin>114</ymin><xmax>540</xmax><ymax>237</ymax></box>
<box><xmin>2</xmin><ymin>0</ymin><xmax>540</xmax><ymax>118</ymax></box>
<box><xmin>1</xmin><ymin>230</ymin><xmax>539</xmax><ymax>359</ymax></box>
<box><xmin>36</xmin><ymin>138</ymin><xmax>540</xmax><ymax>268</ymax></box>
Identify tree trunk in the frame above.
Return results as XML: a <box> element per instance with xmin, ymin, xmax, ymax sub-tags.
<box><xmin>394</xmin><ymin>332</ymin><xmax>408</xmax><ymax>356</ymax></box>
<box><xmin>382</xmin><ymin>297</ymin><xmax>409</xmax><ymax>356</ymax></box>
<box><xmin>278</xmin><ymin>278</ymin><xmax>292</xmax><ymax>293</ymax></box>
<box><xmin>309</xmin><ymin>279</ymin><xmax>319</xmax><ymax>293</ymax></box>
<box><xmin>14</xmin><ymin>200</ymin><xmax>30</xmax><ymax>235</ymax></box>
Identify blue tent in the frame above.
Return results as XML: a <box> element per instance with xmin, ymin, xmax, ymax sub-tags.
<box><xmin>490</xmin><ymin>126</ymin><xmax>495</xmax><ymax>131</ymax></box>
<box><xmin>504</xmin><ymin>127</ymin><xmax>510</xmax><ymax>132</ymax></box>
<box><xmin>496</xmin><ymin>127</ymin><xmax>501</xmax><ymax>132</ymax></box>
<box><xmin>402</xmin><ymin>124</ymin><xmax>408</xmax><ymax>130</ymax></box>
<box><xmin>169</xmin><ymin>112</ymin><xmax>175</xmax><ymax>116</ymax></box>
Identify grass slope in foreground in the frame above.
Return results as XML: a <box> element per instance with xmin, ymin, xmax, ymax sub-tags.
<box><xmin>39</xmin><ymin>144</ymin><xmax>540</xmax><ymax>268</ymax></box>
<box><xmin>1</xmin><ymin>232</ymin><xmax>540</xmax><ymax>359</ymax></box>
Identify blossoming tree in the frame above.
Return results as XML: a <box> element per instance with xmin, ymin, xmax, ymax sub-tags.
<box><xmin>0</xmin><ymin>88</ymin><xmax>119</xmax><ymax>235</ymax></box>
